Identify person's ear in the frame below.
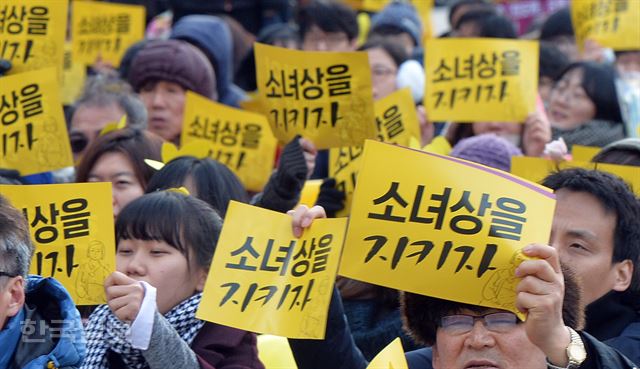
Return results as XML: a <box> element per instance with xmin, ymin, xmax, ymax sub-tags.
<box><xmin>432</xmin><ymin>342</ymin><xmax>441</xmax><ymax>369</ymax></box>
<box><xmin>611</xmin><ymin>259</ymin><xmax>633</xmax><ymax>292</ymax></box>
<box><xmin>195</xmin><ymin>268</ymin><xmax>209</xmax><ymax>292</ymax></box>
<box><xmin>6</xmin><ymin>276</ymin><xmax>25</xmax><ymax>318</ymax></box>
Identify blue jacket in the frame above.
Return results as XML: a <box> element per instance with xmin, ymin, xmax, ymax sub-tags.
<box><xmin>0</xmin><ymin>275</ymin><xmax>85</xmax><ymax>369</ymax></box>
<box><xmin>171</xmin><ymin>15</ymin><xmax>247</xmax><ymax>108</ymax></box>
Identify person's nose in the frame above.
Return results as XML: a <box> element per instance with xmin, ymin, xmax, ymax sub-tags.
<box><xmin>123</xmin><ymin>250</ymin><xmax>146</xmax><ymax>277</ymax></box>
<box><xmin>465</xmin><ymin>320</ymin><xmax>497</xmax><ymax>349</ymax></box>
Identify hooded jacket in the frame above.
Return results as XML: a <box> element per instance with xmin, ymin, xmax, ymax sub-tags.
<box><xmin>171</xmin><ymin>15</ymin><xmax>247</xmax><ymax>108</ymax></box>
<box><xmin>0</xmin><ymin>275</ymin><xmax>85</xmax><ymax>369</ymax></box>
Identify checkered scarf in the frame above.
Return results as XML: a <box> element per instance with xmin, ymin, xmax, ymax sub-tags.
<box><xmin>81</xmin><ymin>293</ymin><xmax>205</xmax><ymax>369</ymax></box>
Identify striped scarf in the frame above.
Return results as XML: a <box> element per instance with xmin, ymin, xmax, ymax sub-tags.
<box><xmin>81</xmin><ymin>293</ymin><xmax>204</xmax><ymax>369</ymax></box>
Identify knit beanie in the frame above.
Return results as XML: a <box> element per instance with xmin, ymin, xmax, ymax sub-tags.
<box><xmin>450</xmin><ymin>133</ymin><xmax>523</xmax><ymax>171</ymax></box>
<box><xmin>370</xmin><ymin>1</ymin><xmax>422</xmax><ymax>46</ymax></box>
<box><xmin>598</xmin><ymin>138</ymin><xmax>640</xmax><ymax>156</ymax></box>
<box><xmin>128</xmin><ymin>39</ymin><xmax>216</xmax><ymax>99</ymax></box>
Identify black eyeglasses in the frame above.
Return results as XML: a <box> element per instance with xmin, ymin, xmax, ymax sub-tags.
<box><xmin>0</xmin><ymin>271</ymin><xmax>17</xmax><ymax>278</ymax></box>
<box><xmin>69</xmin><ymin>131</ymin><xmax>89</xmax><ymax>154</ymax></box>
<box><xmin>439</xmin><ymin>312</ymin><xmax>520</xmax><ymax>335</ymax></box>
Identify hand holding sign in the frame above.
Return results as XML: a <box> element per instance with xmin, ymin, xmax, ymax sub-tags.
<box><xmin>197</xmin><ymin>201</ymin><xmax>346</xmax><ymax>339</ymax></box>
<box><xmin>104</xmin><ymin>271</ymin><xmax>146</xmax><ymax>323</ymax></box>
<box><xmin>287</xmin><ymin>204</ymin><xmax>327</xmax><ymax>237</ymax></box>
<box><xmin>515</xmin><ymin>244</ymin><xmax>571</xmax><ymax>367</ymax></box>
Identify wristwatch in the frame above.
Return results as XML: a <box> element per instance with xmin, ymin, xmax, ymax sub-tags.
<box><xmin>547</xmin><ymin>327</ymin><xmax>587</xmax><ymax>369</ymax></box>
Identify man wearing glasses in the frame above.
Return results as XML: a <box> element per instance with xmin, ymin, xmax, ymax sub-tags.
<box><xmin>0</xmin><ymin>194</ymin><xmax>85</xmax><ymax>369</ymax></box>
<box><xmin>287</xmin><ymin>176</ymin><xmax>639</xmax><ymax>369</ymax></box>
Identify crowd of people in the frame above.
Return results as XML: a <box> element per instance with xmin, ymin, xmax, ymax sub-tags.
<box><xmin>1</xmin><ymin>0</ymin><xmax>639</xmax><ymax>368</ymax></box>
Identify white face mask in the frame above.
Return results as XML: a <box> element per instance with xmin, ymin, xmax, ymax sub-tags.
<box><xmin>501</xmin><ymin>133</ymin><xmax>522</xmax><ymax>147</ymax></box>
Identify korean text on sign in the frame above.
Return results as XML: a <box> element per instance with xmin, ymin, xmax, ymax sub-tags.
<box><xmin>424</xmin><ymin>38</ymin><xmax>538</xmax><ymax>122</ymax></box>
<box><xmin>571</xmin><ymin>0</ymin><xmax>640</xmax><ymax>51</ymax></box>
<box><xmin>0</xmin><ymin>0</ymin><xmax>67</xmax><ymax>75</ymax></box>
<box><xmin>255</xmin><ymin>43</ymin><xmax>376</xmax><ymax>149</ymax></box>
<box><xmin>72</xmin><ymin>1</ymin><xmax>145</xmax><ymax>66</ymax></box>
<box><xmin>182</xmin><ymin>91</ymin><xmax>278</xmax><ymax>192</ymax></box>
<box><xmin>0</xmin><ymin>67</ymin><xmax>73</xmax><ymax>175</ymax></box>
<box><xmin>330</xmin><ymin>88</ymin><xmax>421</xmax><ymax>217</ymax></box>
<box><xmin>340</xmin><ymin>140</ymin><xmax>556</xmax><ymax>318</ymax></box>
<box><xmin>0</xmin><ymin>183</ymin><xmax>116</xmax><ymax>305</ymax></box>
<box><xmin>197</xmin><ymin>201</ymin><xmax>347</xmax><ymax>339</ymax></box>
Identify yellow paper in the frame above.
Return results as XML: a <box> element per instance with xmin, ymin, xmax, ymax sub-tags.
<box><xmin>340</xmin><ymin>140</ymin><xmax>556</xmax><ymax>319</ymax></box>
<box><xmin>367</xmin><ymin>338</ymin><xmax>408</xmax><ymax>369</ymax></box>
<box><xmin>0</xmin><ymin>183</ymin><xmax>116</xmax><ymax>305</ymax></box>
<box><xmin>72</xmin><ymin>1</ymin><xmax>145</xmax><ymax>66</ymax></box>
<box><xmin>374</xmin><ymin>88</ymin><xmax>421</xmax><ymax>146</ymax></box>
<box><xmin>298</xmin><ymin>179</ymin><xmax>324</xmax><ymax>207</ymax></box>
<box><xmin>329</xmin><ymin>146</ymin><xmax>364</xmax><ymax>217</ymax></box>
<box><xmin>239</xmin><ymin>97</ymin><xmax>266</xmax><ymax>116</ymax></box>
<box><xmin>511</xmin><ymin>156</ymin><xmax>640</xmax><ymax>196</ymax></box>
<box><xmin>425</xmin><ymin>38</ymin><xmax>538</xmax><ymax>122</ymax></box>
<box><xmin>572</xmin><ymin>0</ymin><xmax>640</xmax><ymax>51</ymax></box>
<box><xmin>99</xmin><ymin>114</ymin><xmax>127</xmax><ymax>136</ymax></box>
<box><xmin>257</xmin><ymin>335</ymin><xmax>298</xmax><ymax>369</ymax></box>
<box><xmin>61</xmin><ymin>43</ymin><xmax>87</xmax><ymax>105</ymax></box>
<box><xmin>197</xmin><ymin>201</ymin><xmax>347</xmax><ymax>339</ymax></box>
<box><xmin>0</xmin><ymin>68</ymin><xmax>74</xmax><ymax>175</ymax></box>
<box><xmin>423</xmin><ymin>136</ymin><xmax>452</xmax><ymax>155</ymax></box>
<box><xmin>182</xmin><ymin>91</ymin><xmax>278</xmax><ymax>192</ymax></box>
<box><xmin>255</xmin><ymin>43</ymin><xmax>376</xmax><ymax>149</ymax></box>
<box><xmin>329</xmin><ymin>89</ymin><xmax>421</xmax><ymax>216</ymax></box>
<box><xmin>0</xmin><ymin>0</ymin><xmax>68</xmax><ymax>76</ymax></box>
<box><xmin>571</xmin><ymin>145</ymin><xmax>601</xmax><ymax>162</ymax></box>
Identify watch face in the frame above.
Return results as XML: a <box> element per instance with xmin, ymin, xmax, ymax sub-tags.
<box><xmin>568</xmin><ymin>343</ymin><xmax>587</xmax><ymax>363</ymax></box>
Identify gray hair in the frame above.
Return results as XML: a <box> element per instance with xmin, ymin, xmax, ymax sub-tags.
<box><xmin>74</xmin><ymin>75</ymin><xmax>147</xmax><ymax>129</ymax></box>
<box><xmin>0</xmin><ymin>195</ymin><xmax>34</xmax><ymax>279</ymax></box>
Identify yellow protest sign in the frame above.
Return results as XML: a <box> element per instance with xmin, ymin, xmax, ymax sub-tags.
<box><xmin>330</xmin><ymin>88</ymin><xmax>421</xmax><ymax>216</ymax></box>
<box><xmin>425</xmin><ymin>38</ymin><xmax>538</xmax><ymax>122</ymax></box>
<box><xmin>0</xmin><ymin>67</ymin><xmax>74</xmax><ymax>175</ymax></box>
<box><xmin>197</xmin><ymin>201</ymin><xmax>347</xmax><ymax>339</ymax></box>
<box><xmin>367</xmin><ymin>338</ymin><xmax>408</xmax><ymax>369</ymax></box>
<box><xmin>374</xmin><ymin>88</ymin><xmax>421</xmax><ymax>145</ymax></box>
<box><xmin>0</xmin><ymin>0</ymin><xmax>67</xmax><ymax>76</ymax></box>
<box><xmin>72</xmin><ymin>1</ymin><xmax>145</xmax><ymax>66</ymax></box>
<box><xmin>239</xmin><ymin>97</ymin><xmax>266</xmax><ymax>116</ymax></box>
<box><xmin>330</xmin><ymin>146</ymin><xmax>363</xmax><ymax>217</ymax></box>
<box><xmin>511</xmin><ymin>156</ymin><xmax>640</xmax><ymax>196</ymax></box>
<box><xmin>255</xmin><ymin>43</ymin><xmax>376</xmax><ymax>149</ymax></box>
<box><xmin>298</xmin><ymin>179</ymin><xmax>323</xmax><ymax>207</ymax></box>
<box><xmin>572</xmin><ymin>145</ymin><xmax>601</xmax><ymax>162</ymax></box>
<box><xmin>182</xmin><ymin>91</ymin><xmax>278</xmax><ymax>192</ymax></box>
<box><xmin>340</xmin><ymin>140</ymin><xmax>556</xmax><ymax>319</ymax></box>
<box><xmin>0</xmin><ymin>183</ymin><xmax>116</xmax><ymax>305</ymax></box>
<box><xmin>61</xmin><ymin>43</ymin><xmax>87</xmax><ymax>105</ymax></box>
<box><xmin>571</xmin><ymin>0</ymin><xmax>640</xmax><ymax>51</ymax></box>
